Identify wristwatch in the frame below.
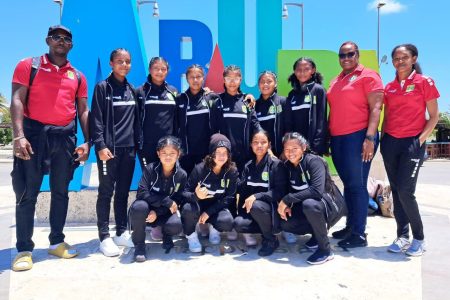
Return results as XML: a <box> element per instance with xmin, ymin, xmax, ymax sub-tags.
<box><xmin>365</xmin><ymin>135</ymin><xmax>375</xmax><ymax>142</ymax></box>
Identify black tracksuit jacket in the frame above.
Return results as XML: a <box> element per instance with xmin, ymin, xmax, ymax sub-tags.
<box><xmin>218</xmin><ymin>92</ymin><xmax>261</xmax><ymax>168</ymax></box>
<box><xmin>136</xmin><ymin>162</ymin><xmax>187</xmax><ymax>210</ymax></box>
<box><xmin>183</xmin><ymin>162</ymin><xmax>239</xmax><ymax>217</ymax></box>
<box><xmin>136</xmin><ymin>76</ymin><xmax>178</xmax><ymax>148</ymax></box>
<box><xmin>286</xmin><ymin>81</ymin><xmax>328</xmax><ymax>155</ymax></box>
<box><xmin>237</xmin><ymin>153</ymin><xmax>288</xmax><ymax>214</ymax></box>
<box><xmin>176</xmin><ymin>89</ymin><xmax>222</xmax><ymax>156</ymax></box>
<box><xmin>90</xmin><ymin>75</ymin><xmax>141</xmax><ymax>154</ymax></box>
<box><xmin>283</xmin><ymin>153</ymin><xmax>346</xmax><ymax>228</ymax></box>
<box><xmin>255</xmin><ymin>93</ymin><xmax>292</xmax><ymax>156</ymax></box>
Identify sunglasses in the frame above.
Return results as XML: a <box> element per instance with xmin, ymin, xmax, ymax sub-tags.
<box><xmin>224</xmin><ymin>77</ymin><xmax>241</xmax><ymax>83</ymax></box>
<box><xmin>48</xmin><ymin>35</ymin><xmax>72</xmax><ymax>44</ymax></box>
<box><xmin>338</xmin><ymin>51</ymin><xmax>356</xmax><ymax>59</ymax></box>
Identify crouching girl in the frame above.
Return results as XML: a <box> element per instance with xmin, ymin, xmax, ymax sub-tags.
<box><xmin>181</xmin><ymin>134</ymin><xmax>238</xmax><ymax>252</ymax></box>
<box><xmin>129</xmin><ymin>136</ymin><xmax>187</xmax><ymax>262</ymax></box>
<box><xmin>278</xmin><ymin>132</ymin><xmax>346</xmax><ymax>264</ymax></box>
<box><xmin>234</xmin><ymin>129</ymin><xmax>288</xmax><ymax>256</ymax></box>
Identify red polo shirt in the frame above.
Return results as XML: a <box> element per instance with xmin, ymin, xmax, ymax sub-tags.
<box><xmin>12</xmin><ymin>54</ymin><xmax>88</xmax><ymax>126</ymax></box>
<box><xmin>384</xmin><ymin>70</ymin><xmax>440</xmax><ymax>138</ymax></box>
<box><xmin>327</xmin><ymin>64</ymin><xmax>384</xmax><ymax>136</ymax></box>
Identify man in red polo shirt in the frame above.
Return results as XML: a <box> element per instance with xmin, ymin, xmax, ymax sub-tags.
<box><xmin>10</xmin><ymin>25</ymin><xmax>90</xmax><ymax>271</ymax></box>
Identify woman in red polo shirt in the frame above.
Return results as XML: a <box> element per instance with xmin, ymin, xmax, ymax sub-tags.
<box><xmin>381</xmin><ymin>44</ymin><xmax>439</xmax><ymax>257</ymax></box>
<box><xmin>327</xmin><ymin>41</ymin><xmax>384</xmax><ymax>248</ymax></box>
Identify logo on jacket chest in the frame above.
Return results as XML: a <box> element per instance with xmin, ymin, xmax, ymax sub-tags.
<box><xmin>261</xmin><ymin>171</ymin><xmax>269</xmax><ymax>181</ymax></box>
<box><xmin>268</xmin><ymin>105</ymin><xmax>276</xmax><ymax>114</ymax></box>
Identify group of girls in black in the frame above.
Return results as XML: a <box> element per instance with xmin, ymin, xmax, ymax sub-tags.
<box><xmin>90</xmin><ymin>42</ymin><xmax>439</xmax><ymax>265</ymax></box>
<box><xmin>89</xmin><ymin>48</ymin><xmax>340</xmax><ymax>265</ymax></box>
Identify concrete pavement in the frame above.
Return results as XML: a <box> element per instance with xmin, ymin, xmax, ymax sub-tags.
<box><xmin>1</xmin><ymin>160</ymin><xmax>449</xmax><ymax>300</ymax></box>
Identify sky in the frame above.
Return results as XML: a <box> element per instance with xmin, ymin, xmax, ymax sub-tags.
<box><xmin>0</xmin><ymin>0</ymin><xmax>449</xmax><ymax>112</ymax></box>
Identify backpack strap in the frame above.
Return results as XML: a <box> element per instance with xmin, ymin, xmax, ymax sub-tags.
<box><xmin>73</xmin><ymin>68</ymin><xmax>82</xmax><ymax>97</ymax></box>
<box><xmin>29</xmin><ymin>56</ymin><xmax>41</xmax><ymax>87</ymax></box>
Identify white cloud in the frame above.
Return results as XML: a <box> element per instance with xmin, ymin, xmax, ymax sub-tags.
<box><xmin>368</xmin><ymin>0</ymin><xmax>407</xmax><ymax>14</ymax></box>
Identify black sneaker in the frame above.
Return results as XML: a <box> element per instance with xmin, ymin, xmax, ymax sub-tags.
<box><xmin>305</xmin><ymin>236</ymin><xmax>319</xmax><ymax>249</ymax></box>
<box><xmin>332</xmin><ymin>226</ymin><xmax>351</xmax><ymax>239</ymax></box>
<box><xmin>307</xmin><ymin>249</ymin><xmax>334</xmax><ymax>265</ymax></box>
<box><xmin>134</xmin><ymin>243</ymin><xmax>146</xmax><ymax>262</ymax></box>
<box><xmin>162</xmin><ymin>235</ymin><xmax>174</xmax><ymax>250</ymax></box>
<box><xmin>337</xmin><ymin>233</ymin><xmax>368</xmax><ymax>248</ymax></box>
<box><xmin>258</xmin><ymin>238</ymin><xmax>280</xmax><ymax>257</ymax></box>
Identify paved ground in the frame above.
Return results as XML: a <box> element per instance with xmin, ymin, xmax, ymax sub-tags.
<box><xmin>0</xmin><ymin>160</ymin><xmax>449</xmax><ymax>300</ymax></box>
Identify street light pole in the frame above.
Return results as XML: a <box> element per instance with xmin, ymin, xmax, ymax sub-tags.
<box><xmin>282</xmin><ymin>2</ymin><xmax>304</xmax><ymax>49</ymax></box>
<box><xmin>53</xmin><ymin>0</ymin><xmax>63</xmax><ymax>24</ymax></box>
<box><xmin>137</xmin><ymin>0</ymin><xmax>159</xmax><ymax>17</ymax></box>
<box><xmin>377</xmin><ymin>2</ymin><xmax>386</xmax><ymax>64</ymax></box>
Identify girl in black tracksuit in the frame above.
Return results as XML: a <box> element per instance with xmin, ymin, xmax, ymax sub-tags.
<box><xmin>255</xmin><ymin>71</ymin><xmax>292</xmax><ymax>156</ymax></box>
<box><xmin>218</xmin><ymin>65</ymin><xmax>261</xmax><ymax>173</ymax></box>
<box><xmin>176</xmin><ymin>64</ymin><xmax>222</xmax><ymax>174</ymax></box>
<box><xmin>235</xmin><ymin>130</ymin><xmax>288</xmax><ymax>256</ymax></box>
<box><xmin>136</xmin><ymin>57</ymin><xmax>178</xmax><ymax>167</ymax></box>
<box><xmin>129</xmin><ymin>136</ymin><xmax>187</xmax><ymax>262</ymax></box>
<box><xmin>90</xmin><ymin>49</ymin><xmax>141</xmax><ymax>255</ymax></box>
<box><xmin>279</xmin><ymin>132</ymin><xmax>345</xmax><ymax>265</ymax></box>
<box><xmin>181</xmin><ymin>134</ymin><xmax>238</xmax><ymax>253</ymax></box>
<box><xmin>286</xmin><ymin>58</ymin><xmax>328</xmax><ymax>156</ymax></box>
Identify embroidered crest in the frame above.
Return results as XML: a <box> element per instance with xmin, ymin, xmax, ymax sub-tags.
<box><xmin>221</xmin><ymin>179</ymin><xmax>226</xmax><ymax>188</ymax></box>
<box><xmin>349</xmin><ymin>75</ymin><xmax>358</xmax><ymax>82</ymax></box>
<box><xmin>262</xmin><ymin>171</ymin><xmax>269</xmax><ymax>181</ymax></box>
<box><xmin>67</xmin><ymin>70</ymin><xmax>75</xmax><ymax>80</ymax></box>
<box><xmin>269</xmin><ymin>105</ymin><xmax>276</xmax><ymax>114</ymax></box>
<box><xmin>242</xmin><ymin>105</ymin><xmax>247</xmax><ymax>113</ymax></box>
<box><xmin>277</xmin><ymin>105</ymin><xmax>283</xmax><ymax>113</ymax></box>
<box><xmin>167</xmin><ymin>93</ymin><xmax>175</xmax><ymax>101</ymax></box>
<box><xmin>304</xmin><ymin>95</ymin><xmax>311</xmax><ymax>103</ymax></box>
<box><xmin>406</xmin><ymin>84</ymin><xmax>415</xmax><ymax>92</ymax></box>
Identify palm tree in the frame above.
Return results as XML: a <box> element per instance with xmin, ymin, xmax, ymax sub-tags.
<box><xmin>0</xmin><ymin>93</ymin><xmax>9</xmax><ymax>115</ymax></box>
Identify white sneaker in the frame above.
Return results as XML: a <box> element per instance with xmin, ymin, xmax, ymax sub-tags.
<box><xmin>186</xmin><ymin>231</ymin><xmax>202</xmax><ymax>253</ymax></box>
<box><xmin>226</xmin><ymin>229</ymin><xmax>238</xmax><ymax>241</ymax></box>
<box><xmin>243</xmin><ymin>233</ymin><xmax>258</xmax><ymax>246</ymax></box>
<box><xmin>387</xmin><ymin>237</ymin><xmax>410</xmax><ymax>253</ymax></box>
<box><xmin>150</xmin><ymin>226</ymin><xmax>163</xmax><ymax>241</ymax></box>
<box><xmin>113</xmin><ymin>231</ymin><xmax>134</xmax><ymax>248</ymax></box>
<box><xmin>100</xmin><ymin>237</ymin><xmax>120</xmax><ymax>257</ymax></box>
<box><xmin>209</xmin><ymin>224</ymin><xmax>221</xmax><ymax>244</ymax></box>
<box><xmin>283</xmin><ymin>231</ymin><xmax>298</xmax><ymax>244</ymax></box>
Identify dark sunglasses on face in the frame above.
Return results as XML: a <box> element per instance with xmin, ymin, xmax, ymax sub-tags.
<box><xmin>48</xmin><ymin>35</ymin><xmax>72</xmax><ymax>44</ymax></box>
<box><xmin>338</xmin><ymin>51</ymin><xmax>356</xmax><ymax>59</ymax></box>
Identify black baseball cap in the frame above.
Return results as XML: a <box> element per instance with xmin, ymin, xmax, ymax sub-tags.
<box><xmin>48</xmin><ymin>25</ymin><xmax>72</xmax><ymax>38</ymax></box>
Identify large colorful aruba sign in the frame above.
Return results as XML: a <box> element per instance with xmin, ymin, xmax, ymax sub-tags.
<box><xmin>42</xmin><ymin>0</ymin><xmax>378</xmax><ymax>191</ymax></box>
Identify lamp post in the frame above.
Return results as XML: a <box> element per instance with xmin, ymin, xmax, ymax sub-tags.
<box><xmin>282</xmin><ymin>2</ymin><xmax>304</xmax><ymax>49</ymax></box>
<box><xmin>53</xmin><ymin>0</ymin><xmax>63</xmax><ymax>24</ymax></box>
<box><xmin>137</xmin><ymin>0</ymin><xmax>159</xmax><ymax>17</ymax></box>
<box><xmin>377</xmin><ymin>2</ymin><xmax>386</xmax><ymax>64</ymax></box>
